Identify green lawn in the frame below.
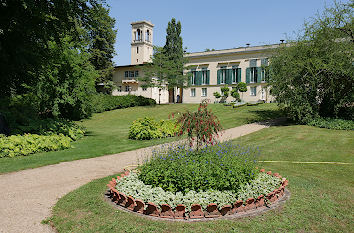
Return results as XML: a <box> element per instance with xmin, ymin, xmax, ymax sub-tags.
<box><xmin>48</xmin><ymin>125</ymin><xmax>354</xmax><ymax>233</ymax></box>
<box><xmin>0</xmin><ymin>103</ymin><xmax>281</xmax><ymax>174</ymax></box>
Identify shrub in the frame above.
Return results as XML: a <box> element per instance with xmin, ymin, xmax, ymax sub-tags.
<box><xmin>213</xmin><ymin>92</ymin><xmax>221</xmax><ymax>101</ymax></box>
<box><xmin>171</xmin><ymin>100</ymin><xmax>222</xmax><ymax>149</ymax></box>
<box><xmin>231</xmin><ymin>89</ymin><xmax>240</xmax><ymax>102</ymax></box>
<box><xmin>0</xmin><ymin>134</ymin><xmax>71</xmax><ymax>158</ymax></box>
<box><xmin>128</xmin><ymin>117</ymin><xmax>178</xmax><ymax>140</ymax></box>
<box><xmin>91</xmin><ymin>94</ymin><xmax>156</xmax><ymax>113</ymax></box>
<box><xmin>116</xmin><ymin>171</ymin><xmax>281</xmax><ymax>212</ymax></box>
<box><xmin>138</xmin><ymin>141</ymin><xmax>260</xmax><ymax>194</ymax></box>
<box><xmin>306</xmin><ymin>117</ymin><xmax>354</xmax><ymax>130</ymax></box>
<box><xmin>0</xmin><ymin>96</ymin><xmax>85</xmax><ymax>140</ymax></box>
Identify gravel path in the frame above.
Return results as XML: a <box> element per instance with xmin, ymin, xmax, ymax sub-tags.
<box><xmin>0</xmin><ymin>119</ymin><xmax>284</xmax><ymax>233</ymax></box>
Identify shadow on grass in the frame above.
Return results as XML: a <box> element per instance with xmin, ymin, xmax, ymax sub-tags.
<box><xmin>246</xmin><ymin>109</ymin><xmax>296</xmax><ymax>127</ymax></box>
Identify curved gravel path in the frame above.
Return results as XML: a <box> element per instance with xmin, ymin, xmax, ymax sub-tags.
<box><xmin>0</xmin><ymin>119</ymin><xmax>284</xmax><ymax>233</ymax></box>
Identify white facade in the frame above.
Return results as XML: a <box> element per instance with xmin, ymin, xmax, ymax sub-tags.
<box><xmin>113</xmin><ymin>21</ymin><xmax>278</xmax><ymax>104</ymax></box>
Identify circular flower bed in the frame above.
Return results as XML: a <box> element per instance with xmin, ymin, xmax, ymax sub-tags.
<box><xmin>106</xmin><ymin>169</ymin><xmax>288</xmax><ymax>219</ymax></box>
<box><xmin>106</xmin><ymin>142</ymin><xmax>289</xmax><ymax>220</ymax></box>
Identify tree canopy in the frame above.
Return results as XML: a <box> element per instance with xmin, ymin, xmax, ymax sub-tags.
<box><xmin>268</xmin><ymin>0</ymin><xmax>353</xmax><ymax>122</ymax></box>
<box><xmin>0</xmin><ymin>0</ymin><xmax>116</xmax><ymax>120</ymax></box>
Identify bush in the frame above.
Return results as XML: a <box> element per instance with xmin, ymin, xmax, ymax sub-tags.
<box><xmin>128</xmin><ymin>117</ymin><xmax>178</xmax><ymax>140</ymax></box>
<box><xmin>91</xmin><ymin>94</ymin><xmax>156</xmax><ymax>113</ymax></box>
<box><xmin>0</xmin><ymin>134</ymin><xmax>71</xmax><ymax>158</ymax></box>
<box><xmin>0</xmin><ymin>96</ymin><xmax>85</xmax><ymax>140</ymax></box>
<box><xmin>138</xmin><ymin>141</ymin><xmax>260</xmax><ymax>193</ymax></box>
<box><xmin>306</xmin><ymin>117</ymin><xmax>354</xmax><ymax>130</ymax></box>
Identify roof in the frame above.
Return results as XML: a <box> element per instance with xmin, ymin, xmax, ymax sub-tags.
<box><xmin>185</xmin><ymin>43</ymin><xmax>282</xmax><ymax>58</ymax></box>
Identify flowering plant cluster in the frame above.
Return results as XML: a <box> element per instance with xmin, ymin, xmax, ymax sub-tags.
<box><xmin>115</xmin><ymin>171</ymin><xmax>281</xmax><ymax>212</ymax></box>
<box><xmin>171</xmin><ymin>100</ymin><xmax>222</xmax><ymax>149</ymax></box>
<box><xmin>138</xmin><ymin>141</ymin><xmax>260</xmax><ymax>193</ymax></box>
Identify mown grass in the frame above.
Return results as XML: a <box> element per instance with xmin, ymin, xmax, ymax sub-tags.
<box><xmin>48</xmin><ymin>125</ymin><xmax>354</xmax><ymax>233</ymax></box>
<box><xmin>0</xmin><ymin>103</ymin><xmax>281</xmax><ymax>174</ymax></box>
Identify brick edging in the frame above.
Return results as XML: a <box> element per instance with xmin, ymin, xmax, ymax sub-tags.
<box><xmin>106</xmin><ymin>169</ymin><xmax>289</xmax><ymax>220</ymax></box>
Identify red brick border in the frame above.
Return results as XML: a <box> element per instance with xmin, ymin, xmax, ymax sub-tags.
<box><xmin>106</xmin><ymin>169</ymin><xmax>289</xmax><ymax>220</ymax></box>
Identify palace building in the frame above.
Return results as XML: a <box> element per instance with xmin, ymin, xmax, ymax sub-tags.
<box><xmin>112</xmin><ymin>20</ymin><xmax>278</xmax><ymax>104</ymax></box>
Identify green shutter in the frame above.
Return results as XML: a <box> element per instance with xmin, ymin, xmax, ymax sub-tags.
<box><xmin>206</xmin><ymin>70</ymin><xmax>210</xmax><ymax>84</ymax></box>
<box><xmin>196</xmin><ymin>71</ymin><xmax>202</xmax><ymax>85</ymax></box>
<box><xmin>226</xmin><ymin>69</ymin><xmax>232</xmax><ymax>84</ymax></box>
<box><xmin>217</xmin><ymin>70</ymin><xmax>221</xmax><ymax>84</ymax></box>
<box><xmin>257</xmin><ymin>67</ymin><xmax>262</xmax><ymax>83</ymax></box>
<box><xmin>246</xmin><ymin>68</ymin><xmax>250</xmax><ymax>84</ymax></box>
<box><xmin>237</xmin><ymin>68</ymin><xmax>241</xmax><ymax>83</ymax></box>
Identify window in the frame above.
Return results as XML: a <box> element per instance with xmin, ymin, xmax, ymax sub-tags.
<box><xmin>190</xmin><ymin>70</ymin><xmax>197</xmax><ymax>85</ymax></box>
<box><xmin>201</xmin><ymin>88</ymin><xmax>207</xmax><ymax>97</ymax></box>
<box><xmin>129</xmin><ymin>71</ymin><xmax>134</xmax><ymax>77</ymax></box>
<box><xmin>261</xmin><ymin>68</ymin><xmax>266</xmax><ymax>82</ymax></box>
<box><xmin>124</xmin><ymin>71</ymin><xmax>129</xmax><ymax>77</ymax></box>
<box><xmin>232</xmin><ymin>68</ymin><xmax>240</xmax><ymax>83</ymax></box>
<box><xmin>136</xmin><ymin>29</ymin><xmax>141</xmax><ymax>41</ymax></box>
<box><xmin>201</xmin><ymin>69</ymin><xmax>207</xmax><ymax>85</ymax></box>
<box><xmin>250</xmin><ymin>59</ymin><xmax>257</xmax><ymax>67</ymax></box>
<box><xmin>135</xmin><ymin>71</ymin><xmax>139</xmax><ymax>77</ymax></box>
<box><xmin>142</xmin><ymin>87</ymin><xmax>147</xmax><ymax>91</ymax></box>
<box><xmin>261</xmin><ymin>88</ymin><xmax>266</xmax><ymax>100</ymax></box>
<box><xmin>250</xmin><ymin>86</ymin><xmax>257</xmax><ymax>96</ymax></box>
<box><xmin>117</xmin><ymin>86</ymin><xmax>122</xmax><ymax>92</ymax></box>
<box><xmin>125</xmin><ymin>86</ymin><xmax>130</xmax><ymax>92</ymax></box>
<box><xmin>146</xmin><ymin>30</ymin><xmax>150</xmax><ymax>42</ymax></box>
<box><xmin>220</xmin><ymin>66</ymin><xmax>226</xmax><ymax>84</ymax></box>
<box><xmin>190</xmin><ymin>88</ymin><xmax>196</xmax><ymax>97</ymax></box>
<box><xmin>137</xmin><ymin>47</ymin><xmax>139</xmax><ymax>54</ymax></box>
<box><xmin>250</xmin><ymin>67</ymin><xmax>257</xmax><ymax>83</ymax></box>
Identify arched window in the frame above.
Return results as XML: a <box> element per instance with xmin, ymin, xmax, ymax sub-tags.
<box><xmin>137</xmin><ymin>29</ymin><xmax>141</xmax><ymax>41</ymax></box>
<box><xmin>146</xmin><ymin>30</ymin><xmax>150</xmax><ymax>42</ymax></box>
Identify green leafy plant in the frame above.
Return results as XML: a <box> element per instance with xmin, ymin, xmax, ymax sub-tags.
<box><xmin>128</xmin><ymin>117</ymin><xmax>178</xmax><ymax>140</ymax></box>
<box><xmin>213</xmin><ymin>92</ymin><xmax>221</xmax><ymax>103</ymax></box>
<box><xmin>138</xmin><ymin>141</ymin><xmax>260</xmax><ymax>193</ymax></box>
<box><xmin>231</xmin><ymin>89</ymin><xmax>240</xmax><ymax>102</ymax></box>
<box><xmin>306</xmin><ymin>117</ymin><xmax>354</xmax><ymax>130</ymax></box>
<box><xmin>116</xmin><ymin>171</ymin><xmax>281</xmax><ymax>212</ymax></box>
<box><xmin>171</xmin><ymin>100</ymin><xmax>222</xmax><ymax>149</ymax></box>
<box><xmin>221</xmin><ymin>86</ymin><xmax>230</xmax><ymax>98</ymax></box>
<box><xmin>237</xmin><ymin>82</ymin><xmax>247</xmax><ymax>101</ymax></box>
<box><xmin>91</xmin><ymin>94</ymin><xmax>156</xmax><ymax>113</ymax></box>
<box><xmin>0</xmin><ymin>134</ymin><xmax>71</xmax><ymax>158</ymax></box>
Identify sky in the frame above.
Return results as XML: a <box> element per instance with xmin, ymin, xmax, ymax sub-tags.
<box><xmin>107</xmin><ymin>0</ymin><xmax>336</xmax><ymax>66</ymax></box>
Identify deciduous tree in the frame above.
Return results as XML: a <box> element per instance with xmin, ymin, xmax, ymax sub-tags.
<box><xmin>268</xmin><ymin>0</ymin><xmax>353</xmax><ymax>122</ymax></box>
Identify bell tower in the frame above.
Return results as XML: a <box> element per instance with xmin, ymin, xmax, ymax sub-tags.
<box><xmin>131</xmin><ymin>20</ymin><xmax>154</xmax><ymax>65</ymax></box>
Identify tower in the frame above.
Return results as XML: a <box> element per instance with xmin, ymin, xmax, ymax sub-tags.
<box><xmin>131</xmin><ymin>20</ymin><xmax>154</xmax><ymax>65</ymax></box>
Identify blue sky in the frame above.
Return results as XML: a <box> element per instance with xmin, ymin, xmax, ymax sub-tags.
<box><xmin>107</xmin><ymin>0</ymin><xmax>336</xmax><ymax>66</ymax></box>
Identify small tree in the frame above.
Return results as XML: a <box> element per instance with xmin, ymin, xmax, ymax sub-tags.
<box><xmin>231</xmin><ymin>89</ymin><xmax>240</xmax><ymax>102</ymax></box>
<box><xmin>237</xmin><ymin>82</ymin><xmax>247</xmax><ymax>101</ymax></box>
<box><xmin>213</xmin><ymin>92</ymin><xmax>221</xmax><ymax>103</ymax></box>
<box><xmin>171</xmin><ymin>100</ymin><xmax>222</xmax><ymax>150</ymax></box>
<box><xmin>220</xmin><ymin>86</ymin><xmax>230</xmax><ymax>103</ymax></box>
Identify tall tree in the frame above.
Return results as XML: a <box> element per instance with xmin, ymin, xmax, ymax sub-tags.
<box><xmin>268</xmin><ymin>0</ymin><xmax>353</xmax><ymax>122</ymax></box>
<box><xmin>164</xmin><ymin>18</ymin><xmax>189</xmax><ymax>102</ymax></box>
<box><xmin>87</xmin><ymin>3</ymin><xmax>117</xmax><ymax>93</ymax></box>
<box><xmin>141</xmin><ymin>18</ymin><xmax>190</xmax><ymax>102</ymax></box>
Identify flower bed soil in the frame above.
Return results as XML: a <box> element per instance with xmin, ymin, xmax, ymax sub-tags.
<box><xmin>105</xmin><ymin>169</ymin><xmax>289</xmax><ymax>221</ymax></box>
